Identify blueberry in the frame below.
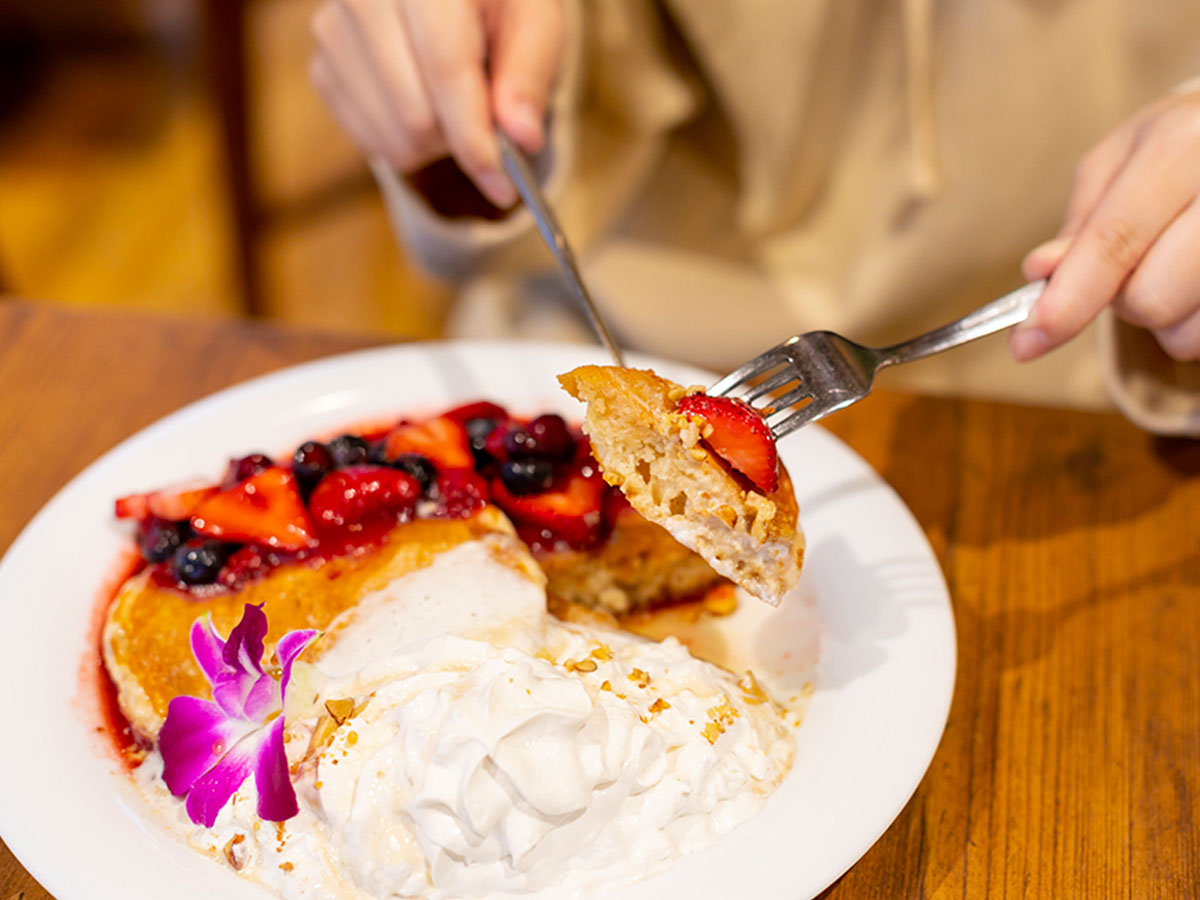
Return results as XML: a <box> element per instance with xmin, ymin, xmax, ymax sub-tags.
<box><xmin>500</xmin><ymin>459</ymin><xmax>554</xmax><ymax>495</ymax></box>
<box><xmin>225</xmin><ymin>453</ymin><xmax>273</xmax><ymax>486</ymax></box>
<box><xmin>393</xmin><ymin>454</ymin><xmax>437</xmax><ymax>494</ymax></box>
<box><xmin>292</xmin><ymin>441</ymin><xmax>334</xmax><ymax>489</ymax></box>
<box><xmin>328</xmin><ymin>434</ymin><xmax>369</xmax><ymax>468</ymax></box>
<box><xmin>137</xmin><ymin>517</ymin><xmax>192</xmax><ymax>564</ymax></box>
<box><xmin>503</xmin><ymin>426</ymin><xmax>537</xmax><ymax>459</ymax></box>
<box><xmin>172</xmin><ymin>540</ymin><xmax>233</xmax><ymax>586</ymax></box>
<box><xmin>367</xmin><ymin>441</ymin><xmax>391</xmax><ymax>466</ymax></box>
<box><xmin>526</xmin><ymin>414</ymin><xmax>574</xmax><ymax>461</ymax></box>
<box><xmin>465</xmin><ymin>417</ymin><xmax>500</xmax><ymax>467</ymax></box>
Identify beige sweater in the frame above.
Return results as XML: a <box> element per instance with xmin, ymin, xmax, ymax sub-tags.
<box><xmin>374</xmin><ymin>0</ymin><xmax>1200</xmax><ymax>433</ymax></box>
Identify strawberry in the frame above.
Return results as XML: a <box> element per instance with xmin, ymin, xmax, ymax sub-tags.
<box><xmin>190</xmin><ymin>466</ymin><xmax>315</xmax><ymax>550</ymax></box>
<box><xmin>491</xmin><ymin>467</ymin><xmax>606</xmax><ymax>549</ymax></box>
<box><xmin>432</xmin><ymin>469</ymin><xmax>490</xmax><ymax>519</ymax></box>
<box><xmin>384</xmin><ymin>416</ymin><xmax>473</xmax><ymax>470</ymax></box>
<box><xmin>115</xmin><ymin>482</ymin><xmax>219</xmax><ymax>521</ymax></box>
<box><xmin>676</xmin><ymin>393</ymin><xmax>779</xmax><ymax>493</ymax></box>
<box><xmin>308</xmin><ymin>466</ymin><xmax>422</xmax><ymax>529</ymax></box>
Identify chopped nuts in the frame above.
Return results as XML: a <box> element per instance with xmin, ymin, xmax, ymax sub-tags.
<box><xmin>324</xmin><ymin>698</ymin><xmax>354</xmax><ymax>725</ymax></box>
<box><xmin>627</xmin><ymin>668</ymin><xmax>651</xmax><ymax>688</ymax></box>
<box><xmin>600</xmin><ymin>680</ymin><xmax>613</xmax><ymax>692</ymax></box>
<box><xmin>590</xmin><ymin>645</ymin><xmax>613</xmax><ymax>662</ymax></box>
<box><xmin>737</xmin><ymin>671</ymin><xmax>769</xmax><ymax>705</ymax></box>
<box><xmin>223</xmin><ymin>833</ymin><xmax>246</xmax><ymax>870</ymax></box>
<box><xmin>649</xmin><ymin>698</ymin><xmax>671</xmax><ymax>715</ymax></box>
<box><xmin>279</xmin><ymin>862</ymin><xmax>294</xmax><ymax>873</ymax></box>
<box><xmin>305</xmin><ymin>715</ymin><xmax>339</xmax><ymax>757</ymax></box>
<box><xmin>565</xmin><ymin>658</ymin><xmax>598</xmax><ymax>673</ymax></box>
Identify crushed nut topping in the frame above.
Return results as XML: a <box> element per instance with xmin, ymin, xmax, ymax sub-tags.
<box><xmin>565</xmin><ymin>658</ymin><xmax>598</xmax><ymax>673</ymax></box>
<box><xmin>737</xmin><ymin>672</ymin><xmax>769</xmax><ymax>705</ymax></box>
<box><xmin>627</xmin><ymin>668</ymin><xmax>651</xmax><ymax>688</ymax></box>
<box><xmin>223</xmin><ymin>833</ymin><xmax>246</xmax><ymax>870</ymax></box>
<box><xmin>649</xmin><ymin>698</ymin><xmax>671</xmax><ymax>716</ymax></box>
<box><xmin>590</xmin><ymin>645</ymin><xmax>613</xmax><ymax>661</ymax></box>
<box><xmin>324</xmin><ymin>698</ymin><xmax>355</xmax><ymax>725</ymax></box>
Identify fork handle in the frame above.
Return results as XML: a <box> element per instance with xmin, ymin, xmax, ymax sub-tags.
<box><xmin>875</xmin><ymin>279</ymin><xmax>1047</xmax><ymax>369</ymax></box>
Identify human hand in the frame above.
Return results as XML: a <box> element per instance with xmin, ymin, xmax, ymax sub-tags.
<box><xmin>310</xmin><ymin>0</ymin><xmax>565</xmax><ymax>208</ymax></box>
<box><xmin>1013</xmin><ymin>90</ymin><xmax>1200</xmax><ymax>363</ymax></box>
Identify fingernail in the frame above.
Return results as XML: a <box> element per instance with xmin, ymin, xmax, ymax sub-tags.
<box><xmin>508</xmin><ymin>102</ymin><xmax>544</xmax><ymax>151</ymax></box>
<box><xmin>1009</xmin><ymin>327</ymin><xmax>1052</xmax><ymax>362</ymax></box>
<box><xmin>478</xmin><ymin>169</ymin><xmax>516</xmax><ymax>208</ymax></box>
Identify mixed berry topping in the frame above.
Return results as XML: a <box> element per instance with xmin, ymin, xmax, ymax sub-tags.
<box><xmin>291</xmin><ymin>441</ymin><xmax>335</xmax><ymax>493</ymax></box>
<box><xmin>327</xmin><ymin>434</ymin><xmax>370</xmax><ymax>468</ymax></box>
<box><xmin>115</xmin><ymin>400</ymin><xmax>630</xmax><ymax>596</ymax></box>
<box><xmin>223</xmin><ymin>453</ymin><xmax>274</xmax><ymax>488</ymax></box>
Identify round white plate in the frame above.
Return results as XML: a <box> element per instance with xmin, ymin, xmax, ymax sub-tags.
<box><xmin>0</xmin><ymin>341</ymin><xmax>954</xmax><ymax>900</ymax></box>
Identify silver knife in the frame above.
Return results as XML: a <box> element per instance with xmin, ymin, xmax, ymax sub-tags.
<box><xmin>497</xmin><ymin>132</ymin><xmax>626</xmax><ymax>367</ymax></box>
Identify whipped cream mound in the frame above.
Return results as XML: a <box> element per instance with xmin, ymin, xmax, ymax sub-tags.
<box><xmin>136</xmin><ymin>538</ymin><xmax>797</xmax><ymax>899</ymax></box>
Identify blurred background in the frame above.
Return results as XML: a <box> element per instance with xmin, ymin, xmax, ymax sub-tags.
<box><xmin>0</xmin><ymin>0</ymin><xmax>449</xmax><ymax>337</ymax></box>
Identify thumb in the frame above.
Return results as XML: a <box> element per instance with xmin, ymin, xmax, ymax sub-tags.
<box><xmin>489</xmin><ymin>0</ymin><xmax>565</xmax><ymax>153</ymax></box>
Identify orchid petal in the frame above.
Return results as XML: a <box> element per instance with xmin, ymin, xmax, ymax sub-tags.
<box><xmin>253</xmin><ymin>716</ymin><xmax>299</xmax><ymax>822</ymax></box>
<box><xmin>222</xmin><ymin>603</ymin><xmax>267</xmax><ymax>677</ymax></box>
<box><xmin>190</xmin><ymin>614</ymin><xmax>228</xmax><ymax>685</ymax></box>
<box><xmin>212</xmin><ymin>670</ymin><xmax>274</xmax><ymax>721</ymax></box>
<box><xmin>276</xmin><ymin>629</ymin><xmax>320</xmax><ymax>696</ymax></box>
<box><xmin>241</xmin><ymin>671</ymin><xmax>281</xmax><ymax>722</ymax></box>
<box><xmin>184</xmin><ymin>734</ymin><xmax>258</xmax><ymax>828</ymax></box>
<box><xmin>159</xmin><ymin>696</ymin><xmax>255</xmax><ymax>797</ymax></box>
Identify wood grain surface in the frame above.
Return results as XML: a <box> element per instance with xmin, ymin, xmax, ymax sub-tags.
<box><xmin>2</xmin><ymin>300</ymin><xmax>1198</xmax><ymax>899</ymax></box>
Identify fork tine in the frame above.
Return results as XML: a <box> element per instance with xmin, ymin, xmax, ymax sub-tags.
<box><xmin>760</xmin><ymin>384</ymin><xmax>812</xmax><ymax>413</ymax></box>
<box><xmin>767</xmin><ymin>400</ymin><xmax>828</xmax><ymax>438</ymax></box>
<box><xmin>708</xmin><ymin>343</ymin><xmax>793</xmax><ymax>397</ymax></box>
<box><xmin>744</xmin><ymin>368</ymin><xmax>801</xmax><ymax>404</ymax></box>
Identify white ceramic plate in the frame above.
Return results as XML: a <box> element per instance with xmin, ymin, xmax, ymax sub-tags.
<box><xmin>0</xmin><ymin>341</ymin><xmax>954</xmax><ymax>900</ymax></box>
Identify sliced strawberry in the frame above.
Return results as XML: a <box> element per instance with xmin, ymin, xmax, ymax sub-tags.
<box><xmin>308</xmin><ymin>466</ymin><xmax>422</xmax><ymax>529</ymax></box>
<box><xmin>384</xmin><ymin>416</ymin><xmax>473</xmax><ymax>470</ymax></box>
<box><xmin>190</xmin><ymin>466</ymin><xmax>315</xmax><ymax>550</ymax></box>
<box><xmin>115</xmin><ymin>482</ymin><xmax>219</xmax><ymax>521</ymax></box>
<box><xmin>677</xmin><ymin>393</ymin><xmax>779</xmax><ymax>493</ymax></box>
<box><xmin>432</xmin><ymin>468</ymin><xmax>490</xmax><ymax>519</ymax></box>
<box><xmin>491</xmin><ymin>467</ymin><xmax>606</xmax><ymax>549</ymax></box>
<box><xmin>442</xmin><ymin>400</ymin><xmax>509</xmax><ymax>424</ymax></box>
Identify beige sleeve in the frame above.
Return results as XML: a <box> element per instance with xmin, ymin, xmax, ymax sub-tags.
<box><xmin>370</xmin><ymin>0</ymin><xmax>701</xmax><ymax>282</ymax></box>
<box><xmin>1098</xmin><ymin>75</ymin><xmax>1200</xmax><ymax>436</ymax></box>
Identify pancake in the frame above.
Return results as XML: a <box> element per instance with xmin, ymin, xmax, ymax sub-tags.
<box><xmin>558</xmin><ymin>365</ymin><xmax>805</xmax><ymax>604</ymax></box>
<box><xmin>538</xmin><ymin>505</ymin><xmax>725</xmax><ymax>616</ymax></box>
<box><xmin>102</xmin><ymin>507</ymin><xmax>537</xmax><ymax>738</ymax></box>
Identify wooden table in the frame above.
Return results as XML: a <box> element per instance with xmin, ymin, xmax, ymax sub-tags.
<box><xmin>2</xmin><ymin>300</ymin><xmax>1198</xmax><ymax>899</ymax></box>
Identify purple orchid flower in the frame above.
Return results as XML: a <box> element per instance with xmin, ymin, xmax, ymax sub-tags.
<box><xmin>158</xmin><ymin>603</ymin><xmax>318</xmax><ymax>828</ymax></box>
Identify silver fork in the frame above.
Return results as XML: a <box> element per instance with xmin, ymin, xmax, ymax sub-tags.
<box><xmin>709</xmin><ymin>279</ymin><xmax>1047</xmax><ymax>438</ymax></box>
